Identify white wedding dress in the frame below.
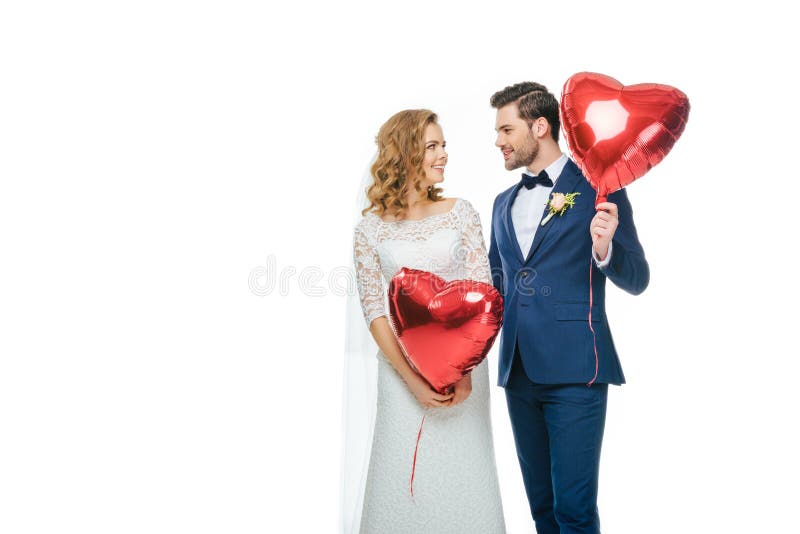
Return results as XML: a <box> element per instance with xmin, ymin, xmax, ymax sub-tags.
<box><xmin>351</xmin><ymin>198</ymin><xmax>506</xmax><ymax>534</ymax></box>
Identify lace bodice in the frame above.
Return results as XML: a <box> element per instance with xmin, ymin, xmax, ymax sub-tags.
<box><xmin>352</xmin><ymin>198</ymin><xmax>492</xmax><ymax>326</ymax></box>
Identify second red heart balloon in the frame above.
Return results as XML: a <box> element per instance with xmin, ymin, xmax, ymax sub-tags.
<box><xmin>560</xmin><ymin>72</ymin><xmax>690</xmax><ymax>204</ymax></box>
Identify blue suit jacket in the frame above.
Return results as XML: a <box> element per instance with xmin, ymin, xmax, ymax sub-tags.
<box><xmin>489</xmin><ymin>159</ymin><xmax>649</xmax><ymax>386</ymax></box>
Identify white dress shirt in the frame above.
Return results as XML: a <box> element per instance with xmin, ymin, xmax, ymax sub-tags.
<box><xmin>511</xmin><ymin>154</ymin><xmax>612</xmax><ymax>267</ymax></box>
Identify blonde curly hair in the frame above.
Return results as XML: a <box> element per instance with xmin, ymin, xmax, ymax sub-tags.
<box><xmin>362</xmin><ymin>109</ymin><xmax>444</xmax><ymax>218</ymax></box>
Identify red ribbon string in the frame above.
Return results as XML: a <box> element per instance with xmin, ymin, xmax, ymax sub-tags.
<box><xmin>587</xmin><ymin>255</ymin><xmax>599</xmax><ymax>387</ymax></box>
<box><xmin>410</xmin><ymin>414</ymin><xmax>426</xmax><ymax>498</ymax></box>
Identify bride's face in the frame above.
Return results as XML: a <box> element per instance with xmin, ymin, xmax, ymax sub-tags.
<box><xmin>418</xmin><ymin>123</ymin><xmax>447</xmax><ymax>187</ymax></box>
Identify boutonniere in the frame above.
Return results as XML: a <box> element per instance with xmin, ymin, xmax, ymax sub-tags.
<box><xmin>541</xmin><ymin>192</ymin><xmax>581</xmax><ymax>226</ymax></box>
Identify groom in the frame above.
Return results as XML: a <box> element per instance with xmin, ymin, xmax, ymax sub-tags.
<box><xmin>488</xmin><ymin>82</ymin><xmax>649</xmax><ymax>533</ymax></box>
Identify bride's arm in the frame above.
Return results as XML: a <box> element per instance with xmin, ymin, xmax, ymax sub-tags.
<box><xmin>367</xmin><ymin>318</ymin><xmax>452</xmax><ymax>408</ymax></box>
<box><xmin>458</xmin><ymin>200</ymin><xmax>493</xmax><ymax>286</ymax></box>
<box><xmin>449</xmin><ymin>200</ymin><xmax>494</xmax><ymax>405</ymax></box>
<box><xmin>353</xmin><ymin>224</ymin><xmax>453</xmax><ymax>409</ymax></box>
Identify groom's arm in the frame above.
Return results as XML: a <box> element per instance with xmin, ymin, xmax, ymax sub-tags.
<box><xmin>594</xmin><ymin>188</ymin><xmax>649</xmax><ymax>295</ymax></box>
<box><xmin>488</xmin><ymin>196</ymin><xmax>504</xmax><ymax>295</ymax></box>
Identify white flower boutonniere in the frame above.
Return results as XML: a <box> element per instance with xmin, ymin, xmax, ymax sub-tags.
<box><xmin>541</xmin><ymin>192</ymin><xmax>581</xmax><ymax>226</ymax></box>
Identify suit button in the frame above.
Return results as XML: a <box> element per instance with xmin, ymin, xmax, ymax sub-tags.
<box><xmin>521</xmin><ymin>272</ymin><xmax>529</xmax><ymax>278</ymax></box>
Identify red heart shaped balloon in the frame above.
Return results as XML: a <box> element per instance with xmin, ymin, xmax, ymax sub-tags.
<box><xmin>560</xmin><ymin>72</ymin><xmax>690</xmax><ymax>204</ymax></box>
<box><xmin>388</xmin><ymin>267</ymin><xmax>503</xmax><ymax>394</ymax></box>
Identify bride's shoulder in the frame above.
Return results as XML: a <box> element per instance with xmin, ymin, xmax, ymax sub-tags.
<box><xmin>354</xmin><ymin>210</ymin><xmax>380</xmax><ymax>233</ymax></box>
<box><xmin>450</xmin><ymin>197</ymin><xmax>476</xmax><ymax>213</ymax></box>
<box><xmin>451</xmin><ymin>198</ymin><xmax>485</xmax><ymax>226</ymax></box>
<box><xmin>440</xmin><ymin>197</ymin><xmax>463</xmax><ymax>211</ymax></box>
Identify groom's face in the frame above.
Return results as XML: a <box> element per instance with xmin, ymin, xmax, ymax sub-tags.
<box><xmin>495</xmin><ymin>103</ymin><xmax>538</xmax><ymax>171</ymax></box>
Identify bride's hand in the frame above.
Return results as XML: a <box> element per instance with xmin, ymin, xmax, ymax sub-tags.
<box><xmin>406</xmin><ymin>375</ymin><xmax>454</xmax><ymax>409</ymax></box>
<box><xmin>450</xmin><ymin>374</ymin><xmax>472</xmax><ymax>406</ymax></box>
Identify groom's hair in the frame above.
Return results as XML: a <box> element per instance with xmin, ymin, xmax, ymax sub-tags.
<box><xmin>490</xmin><ymin>82</ymin><xmax>560</xmax><ymax>142</ymax></box>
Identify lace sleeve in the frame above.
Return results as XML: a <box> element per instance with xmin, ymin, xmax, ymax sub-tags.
<box><xmin>353</xmin><ymin>221</ymin><xmax>387</xmax><ymax>326</ymax></box>
<box><xmin>458</xmin><ymin>200</ymin><xmax>492</xmax><ymax>285</ymax></box>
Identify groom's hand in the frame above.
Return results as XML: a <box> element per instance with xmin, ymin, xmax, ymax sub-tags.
<box><xmin>591</xmin><ymin>202</ymin><xmax>619</xmax><ymax>262</ymax></box>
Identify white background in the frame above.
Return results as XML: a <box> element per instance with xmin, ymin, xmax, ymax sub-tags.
<box><xmin>1</xmin><ymin>1</ymin><xmax>798</xmax><ymax>532</ymax></box>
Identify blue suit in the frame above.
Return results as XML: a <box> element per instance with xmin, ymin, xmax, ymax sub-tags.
<box><xmin>489</xmin><ymin>159</ymin><xmax>648</xmax><ymax>533</ymax></box>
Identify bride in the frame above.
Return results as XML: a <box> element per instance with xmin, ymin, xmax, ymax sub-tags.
<box><xmin>342</xmin><ymin>109</ymin><xmax>506</xmax><ymax>533</ymax></box>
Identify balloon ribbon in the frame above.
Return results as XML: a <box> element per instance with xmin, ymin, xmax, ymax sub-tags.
<box><xmin>588</xmin><ymin>253</ymin><xmax>599</xmax><ymax>387</ymax></box>
<box><xmin>410</xmin><ymin>414</ymin><xmax>426</xmax><ymax>498</ymax></box>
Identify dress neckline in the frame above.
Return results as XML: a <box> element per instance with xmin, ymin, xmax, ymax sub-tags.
<box><xmin>371</xmin><ymin>198</ymin><xmax>461</xmax><ymax>224</ymax></box>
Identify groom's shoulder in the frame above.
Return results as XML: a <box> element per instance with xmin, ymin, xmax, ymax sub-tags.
<box><xmin>493</xmin><ymin>184</ymin><xmax>517</xmax><ymax>206</ymax></box>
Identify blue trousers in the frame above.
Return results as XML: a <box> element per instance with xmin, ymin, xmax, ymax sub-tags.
<box><xmin>505</xmin><ymin>347</ymin><xmax>608</xmax><ymax>534</ymax></box>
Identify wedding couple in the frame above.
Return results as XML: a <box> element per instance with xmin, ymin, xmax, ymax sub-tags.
<box><xmin>344</xmin><ymin>82</ymin><xmax>649</xmax><ymax>534</ymax></box>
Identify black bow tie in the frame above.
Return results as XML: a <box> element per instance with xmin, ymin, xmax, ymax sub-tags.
<box><xmin>520</xmin><ymin>170</ymin><xmax>553</xmax><ymax>189</ymax></box>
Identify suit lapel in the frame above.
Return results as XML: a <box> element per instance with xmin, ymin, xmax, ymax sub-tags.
<box><xmin>524</xmin><ymin>160</ymin><xmax>583</xmax><ymax>264</ymax></box>
<box><xmin>502</xmin><ymin>183</ymin><xmax>526</xmax><ymax>264</ymax></box>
